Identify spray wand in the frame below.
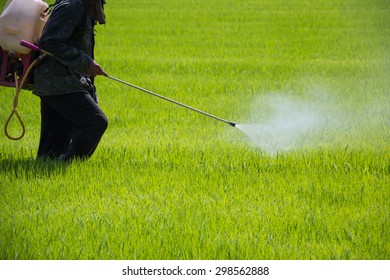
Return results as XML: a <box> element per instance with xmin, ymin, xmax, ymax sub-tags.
<box><xmin>106</xmin><ymin>75</ymin><xmax>236</xmax><ymax>127</ymax></box>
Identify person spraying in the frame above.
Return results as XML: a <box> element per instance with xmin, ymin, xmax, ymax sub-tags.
<box><xmin>33</xmin><ymin>0</ymin><xmax>108</xmax><ymax>161</ymax></box>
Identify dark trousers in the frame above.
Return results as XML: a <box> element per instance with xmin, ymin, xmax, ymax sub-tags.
<box><xmin>37</xmin><ymin>92</ymin><xmax>108</xmax><ymax>161</ymax></box>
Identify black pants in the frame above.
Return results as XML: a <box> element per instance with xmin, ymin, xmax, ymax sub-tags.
<box><xmin>37</xmin><ymin>92</ymin><xmax>108</xmax><ymax>161</ymax></box>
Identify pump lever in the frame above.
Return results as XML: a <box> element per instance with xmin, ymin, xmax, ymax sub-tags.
<box><xmin>20</xmin><ymin>40</ymin><xmax>52</xmax><ymax>56</ymax></box>
<box><xmin>20</xmin><ymin>40</ymin><xmax>40</xmax><ymax>51</ymax></box>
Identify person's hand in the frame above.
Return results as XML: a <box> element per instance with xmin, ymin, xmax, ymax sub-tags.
<box><xmin>87</xmin><ymin>60</ymin><xmax>108</xmax><ymax>77</ymax></box>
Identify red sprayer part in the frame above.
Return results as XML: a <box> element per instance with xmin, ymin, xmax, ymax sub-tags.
<box><xmin>19</xmin><ymin>40</ymin><xmax>40</xmax><ymax>52</ymax></box>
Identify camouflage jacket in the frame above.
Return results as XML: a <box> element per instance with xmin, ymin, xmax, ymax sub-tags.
<box><xmin>33</xmin><ymin>0</ymin><xmax>96</xmax><ymax>96</ymax></box>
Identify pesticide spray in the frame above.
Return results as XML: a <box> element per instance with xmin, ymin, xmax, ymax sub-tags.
<box><xmin>234</xmin><ymin>93</ymin><xmax>325</xmax><ymax>153</ymax></box>
<box><xmin>232</xmin><ymin>82</ymin><xmax>390</xmax><ymax>154</ymax></box>
<box><xmin>2</xmin><ymin>1</ymin><xmax>386</xmax><ymax>154</ymax></box>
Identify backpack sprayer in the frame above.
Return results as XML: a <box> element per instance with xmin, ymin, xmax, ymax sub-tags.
<box><xmin>1</xmin><ymin>0</ymin><xmax>236</xmax><ymax>141</ymax></box>
<box><xmin>0</xmin><ymin>0</ymin><xmax>49</xmax><ymax>140</ymax></box>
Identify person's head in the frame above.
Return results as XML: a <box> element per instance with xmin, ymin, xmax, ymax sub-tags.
<box><xmin>87</xmin><ymin>0</ymin><xmax>106</xmax><ymax>24</ymax></box>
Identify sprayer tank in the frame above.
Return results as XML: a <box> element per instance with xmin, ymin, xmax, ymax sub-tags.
<box><xmin>0</xmin><ymin>0</ymin><xmax>48</xmax><ymax>54</ymax></box>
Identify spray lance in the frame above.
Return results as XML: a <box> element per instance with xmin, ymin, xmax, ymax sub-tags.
<box><xmin>106</xmin><ymin>76</ymin><xmax>237</xmax><ymax>127</ymax></box>
<box><xmin>14</xmin><ymin>40</ymin><xmax>236</xmax><ymax>135</ymax></box>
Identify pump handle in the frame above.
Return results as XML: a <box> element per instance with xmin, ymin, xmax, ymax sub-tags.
<box><xmin>20</xmin><ymin>40</ymin><xmax>40</xmax><ymax>52</ymax></box>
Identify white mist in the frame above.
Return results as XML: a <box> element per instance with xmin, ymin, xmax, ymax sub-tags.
<box><xmin>235</xmin><ymin>93</ymin><xmax>327</xmax><ymax>153</ymax></box>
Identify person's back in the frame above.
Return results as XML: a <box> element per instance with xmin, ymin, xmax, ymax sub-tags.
<box><xmin>34</xmin><ymin>0</ymin><xmax>104</xmax><ymax>97</ymax></box>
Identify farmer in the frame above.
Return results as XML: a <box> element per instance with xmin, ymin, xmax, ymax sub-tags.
<box><xmin>33</xmin><ymin>0</ymin><xmax>108</xmax><ymax>161</ymax></box>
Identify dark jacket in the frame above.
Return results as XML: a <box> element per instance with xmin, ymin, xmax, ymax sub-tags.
<box><xmin>33</xmin><ymin>0</ymin><xmax>95</xmax><ymax>96</ymax></box>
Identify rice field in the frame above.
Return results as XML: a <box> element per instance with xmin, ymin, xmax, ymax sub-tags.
<box><xmin>0</xmin><ymin>0</ymin><xmax>389</xmax><ymax>259</ymax></box>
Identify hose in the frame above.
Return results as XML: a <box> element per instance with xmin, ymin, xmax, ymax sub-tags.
<box><xmin>4</xmin><ymin>57</ymin><xmax>40</xmax><ymax>140</ymax></box>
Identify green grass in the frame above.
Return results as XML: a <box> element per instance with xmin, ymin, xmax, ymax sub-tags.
<box><xmin>0</xmin><ymin>0</ymin><xmax>389</xmax><ymax>259</ymax></box>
